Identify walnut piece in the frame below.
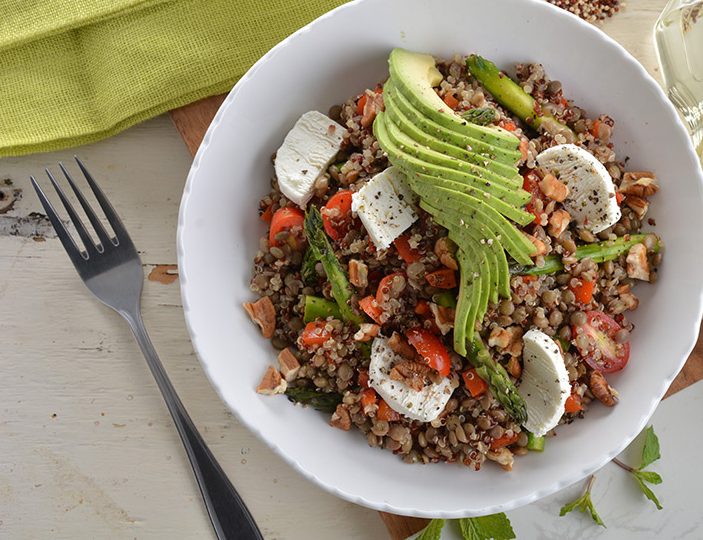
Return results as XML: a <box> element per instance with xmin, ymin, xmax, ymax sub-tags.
<box><xmin>624</xmin><ymin>195</ymin><xmax>649</xmax><ymax>219</ymax></box>
<box><xmin>256</xmin><ymin>366</ymin><xmax>287</xmax><ymax>395</ymax></box>
<box><xmin>390</xmin><ymin>359</ymin><xmax>432</xmax><ymax>391</ymax></box>
<box><xmin>277</xmin><ymin>348</ymin><xmax>301</xmax><ymax>382</ymax></box>
<box><xmin>429</xmin><ymin>303</ymin><xmax>455</xmax><ymax>336</ymax></box>
<box><xmin>243</xmin><ymin>297</ymin><xmax>276</xmax><ymax>338</ymax></box>
<box><xmin>348</xmin><ymin>259</ymin><xmax>368</xmax><ymax>288</ymax></box>
<box><xmin>626</xmin><ymin>243</ymin><xmax>650</xmax><ymax>281</ymax></box>
<box><xmin>434</xmin><ymin>237</ymin><xmax>458</xmax><ymax>270</ymax></box>
<box><xmin>329</xmin><ymin>404</ymin><xmax>352</xmax><ymax>431</ymax></box>
<box><xmin>548</xmin><ymin>209</ymin><xmax>571</xmax><ymax>238</ymax></box>
<box><xmin>539</xmin><ymin>173</ymin><xmax>569</xmax><ymax>202</ymax></box>
<box><xmin>524</xmin><ymin>233</ymin><xmax>548</xmax><ymax>257</ymax></box>
<box><xmin>487</xmin><ymin>447</ymin><xmax>514</xmax><ymax>471</ymax></box>
<box><xmin>620</xmin><ymin>171</ymin><xmax>659</xmax><ymax>198</ymax></box>
<box><xmin>589</xmin><ymin>371</ymin><xmax>618</xmax><ymax>407</ymax></box>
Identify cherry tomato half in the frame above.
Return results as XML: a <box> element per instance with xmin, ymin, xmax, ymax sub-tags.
<box><xmin>406</xmin><ymin>327</ymin><xmax>451</xmax><ymax>377</ymax></box>
<box><xmin>321</xmin><ymin>190</ymin><xmax>354</xmax><ymax>240</ymax></box>
<box><xmin>573</xmin><ymin>311</ymin><xmax>630</xmax><ymax>373</ymax></box>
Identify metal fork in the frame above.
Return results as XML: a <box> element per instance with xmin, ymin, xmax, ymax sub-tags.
<box><xmin>32</xmin><ymin>157</ymin><xmax>263</xmax><ymax>540</ymax></box>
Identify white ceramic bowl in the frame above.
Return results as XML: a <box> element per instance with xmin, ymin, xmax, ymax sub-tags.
<box><xmin>178</xmin><ymin>0</ymin><xmax>703</xmax><ymax>517</ymax></box>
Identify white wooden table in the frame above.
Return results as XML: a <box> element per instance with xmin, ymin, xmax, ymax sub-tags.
<box><xmin>1</xmin><ymin>2</ymin><xmax>699</xmax><ymax>538</ymax></box>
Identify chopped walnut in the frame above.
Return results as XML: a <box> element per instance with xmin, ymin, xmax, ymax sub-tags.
<box><xmin>256</xmin><ymin>366</ymin><xmax>287</xmax><ymax>395</ymax></box>
<box><xmin>548</xmin><ymin>209</ymin><xmax>571</xmax><ymax>238</ymax></box>
<box><xmin>390</xmin><ymin>359</ymin><xmax>432</xmax><ymax>391</ymax></box>
<box><xmin>626</xmin><ymin>243</ymin><xmax>650</xmax><ymax>281</ymax></box>
<box><xmin>487</xmin><ymin>447</ymin><xmax>514</xmax><ymax>471</ymax></box>
<box><xmin>524</xmin><ymin>233</ymin><xmax>548</xmax><ymax>257</ymax></box>
<box><xmin>624</xmin><ymin>195</ymin><xmax>649</xmax><ymax>219</ymax></box>
<box><xmin>589</xmin><ymin>371</ymin><xmax>618</xmax><ymax>407</ymax></box>
<box><xmin>620</xmin><ymin>172</ymin><xmax>659</xmax><ymax>198</ymax></box>
<box><xmin>243</xmin><ymin>297</ymin><xmax>276</xmax><ymax>338</ymax></box>
<box><xmin>277</xmin><ymin>348</ymin><xmax>301</xmax><ymax>382</ymax></box>
<box><xmin>434</xmin><ymin>237</ymin><xmax>458</xmax><ymax>270</ymax></box>
<box><xmin>329</xmin><ymin>404</ymin><xmax>352</xmax><ymax>431</ymax></box>
<box><xmin>388</xmin><ymin>332</ymin><xmax>417</xmax><ymax>360</ymax></box>
<box><xmin>354</xmin><ymin>323</ymin><xmax>380</xmax><ymax>342</ymax></box>
<box><xmin>539</xmin><ymin>173</ymin><xmax>569</xmax><ymax>202</ymax></box>
<box><xmin>488</xmin><ymin>326</ymin><xmax>523</xmax><ymax>353</ymax></box>
<box><xmin>348</xmin><ymin>259</ymin><xmax>368</xmax><ymax>288</ymax></box>
<box><xmin>506</xmin><ymin>356</ymin><xmax>522</xmax><ymax>378</ymax></box>
<box><xmin>429</xmin><ymin>303</ymin><xmax>455</xmax><ymax>336</ymax></box>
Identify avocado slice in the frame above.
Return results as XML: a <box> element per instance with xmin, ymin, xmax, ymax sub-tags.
<box><xmin>409</xmin><ymin>172</ymin><xmax>534</xmax><ymax>226</ymax></box>
<box><xmin>453</xmin><ymin>246</ymin><xmax>483</xmax><ymax>354</ymax></box>
<box><xmin>381</xmin><ymin>113</ymin><xmax>520</xmax><ymax>190</ymax></box>
<box><xmin>414</xmin><ymin>185</ymin><xmax>536</xmax><ymax>266</ymax></box>
<box><xmin>384</xmin><ymin>80</ymin><xmax>521</xmax><ymax>166</ymax></box>
<box><xmin>383</xmin><ymin>82</ymin><xmax>521</xmax><ymax>179</ymax></box>
<box><xmin>373</xmin><ymin>116</ymin><xmax>528</xmax><ymax>207</ymax></box>
<box><xmin>388</xmin><ymin>48</ymin><xmax>519</xmax><ymax>151</ymax></box>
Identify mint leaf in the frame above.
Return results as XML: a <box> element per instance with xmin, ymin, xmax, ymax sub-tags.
<box><xmin>559</xmin><ymin>477</ymin><xmax>606</xmax><ymax>528</ymax></box>
<box><xmin>635</xmin><ymin>470</ymin><xmax>663</xmax><ymax>485</ymax></box>
<box><xmin>639</xmin><ymin>426</ymin><xmax>660</xmax><ymax>469</ymax></box>
<box><xmin>458</xmin><ymin>513</ymin><xmax>516</xmax><ymax>540</ymax></box>
<box><xmin>634</xmin><ymin>474</ymin><xmax>663</xmax><ymax>510</ymax></box>
<box><xmin>417</xmin><ymin>519</ymin><xmax>445</xmax><ymax>540</ymax></box>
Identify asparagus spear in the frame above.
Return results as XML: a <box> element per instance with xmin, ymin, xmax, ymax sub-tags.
<box><xmin>284</xmin><ymin>386</ymin><xmax>342</xmax><ymax>413</ymax></box>
<box><xmin>466</xmin><ymin>55</ymin><xmax>574</xmax><ymax>137</ymax></box>
<box><xmin>301</xmin><ymin>247</ymin><xmax>320</xmax><ymax>286</ymax></box>
<box><xmin>468</xmin><ymin>337</ymin><xmax>527</xmax><ymax>424</ymax></box>
<box><xmin>303</xmin><ymin>295</ymin><xmax>342</xmax><ymax>323</ymax></box>
<box><xmin>510</xmin><ymin>233</ymin><xmax>661</xmax><ymax>276</ymax></box>
<box><xmin>460</xmin><ymin>107</ymin><xmax>499</xmax><ymax>126</ymax></box>
<box><xmin>304</xmin><ymin>207</ymin><xmax>363</xmax><ymax>324</ymax></box>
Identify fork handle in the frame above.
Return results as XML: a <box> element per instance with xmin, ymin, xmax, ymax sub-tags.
<box><xmin>123</xmin><ymin>310</ymin><xmax>264</xmax><ymax>540</ymax></box>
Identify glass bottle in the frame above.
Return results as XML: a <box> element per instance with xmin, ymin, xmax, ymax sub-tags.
<box><xmin>654</xmin><ymin>0</ymin><xmax>703</xmax><ymax>154</ymax></box>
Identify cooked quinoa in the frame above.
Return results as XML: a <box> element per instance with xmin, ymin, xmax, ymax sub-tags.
<box><xmin>247</xmin><ymin>54</ymin><xmax>662</xmax><ymax>471</ymax></box>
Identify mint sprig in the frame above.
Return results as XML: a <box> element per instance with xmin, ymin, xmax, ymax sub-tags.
<box><xmin>613</xmin><ymin>425</ymin><xmax>663</xmax><ymax>510</ymax></box>
<box><xmin>416</xmin><ymin>519</ymin><xmax>445</xmax><ymax>540</ymax></box>
<box><xmin>559</xmin><ymin>475</ymin><xmax>606</xmax><ymax>527</ymax></box>
<box><xmin>458</xmin><ymin>513</ymin><xmax>516</xmax><ymax>540</ymax></box>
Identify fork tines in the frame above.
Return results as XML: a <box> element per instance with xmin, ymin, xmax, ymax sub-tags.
<box><xmin>31</xmin><ymin>157</ymin><xmax>130</xmax><ymax>263</ymax></box>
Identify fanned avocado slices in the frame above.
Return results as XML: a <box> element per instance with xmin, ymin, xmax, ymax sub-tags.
<box><xmin>373</xmin><ymin>48</ymin><xmax>536</xmax><ymax>358</ymax></box>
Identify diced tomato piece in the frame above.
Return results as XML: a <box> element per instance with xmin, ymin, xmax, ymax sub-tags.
<box><xmin>356</xmin><ymin>94</ymin><xmax>368</xmax><ymax>116</ymax></box>
<box><xmin>501</xmin><ymin>120</ymin><xmax>517</xmax><ymax>132</ymax></box>
<box><xmin>360</xmin><ymin>388</ymin><xmax>378</xmax><ymax>411</ymax></box>
<box><xmin>590</xmin><ymin>119</ymin><xmax>600</xmax><ymax>138</ymax></box>
<box><xmin>406</xmin><ymin>327</ymin><xmax>451</xmax><ymax>377</ymax></box>
<box><xmin>301</xmin><ymin>321</ymin><xmax>332</xmax><ymax>346</ymax></box>
<box><xmin>322</xmin><ymin>190</ymin><xmax>354</xmax><ymax>240</ymax></box>
<box><xmin>260</xmin><ymin>205</ymin><xmax>274</xmax><ymax>223</ymax></box>
<box><xmin>521</xmin><ymin>170</ymin><xmax>543</xmax><ymax>224</ymax></box>
<box><xmin>443</xmin><ymin>93</ymin><xmax>459</xmax><ymax>109</ymax></box>
<box><xmin>377</xmin><ymin>400</ymin><xmax>401</xmax><ymax>422</ymax></box>
<box><xmin>414</xmin><ymin>300</ymin><xmax>430</xmax><ymax>315</ymax></box>
<box><xmin>570</xmin><ymin>279</ymin><xmax>595</xmax><ymax>304</ymax></box>
<box><xmin>376</xmin><ymin>272</ymin><xmax>404</xmax><ymax>304</ymax></box>
<box><xmin>565</xmin><ymin>392</ymin><xmax>583</xmax><ymax>414</ymax></box>
<box><xmin>269</xmin><ymin>207</ymin><xmax>304</xmax><ymax>247</ymax></box>
<box><xmin>573</xmin><ymin>311</ymin><xmax>630</xmax><ymax>373</ymax></box>
<box><xmin>393</xmin><ymin>235</ymin><xmax>421</xmax><ymax>264</ymax></box>
<box><xmin>615</xmin><ymin>192</ymin><xmax>624</xmax><ymax>205</ymax></box>
<box><xmin>521</xmin><ymin>275</ymin><xmax>538</xmax><ymax>283</ymax></box>
<box><xmin>462</xmin><ymin>368</ymin><xmax>488</xmax><ymax>397</ymax></box>
<box><xmin>425</xmin><ymin>268</ymin><xmax>457</xmax><ymax>289</ymax></box>
<box><xmin>490</xmin><ymin>433</ymin><xmax>519</xmax><ymax>450</ymax></box>
<box><xmin>358</xmin><ymin>370</ymin><xmax>370</xmax><ymax>388</ymax></box>
<box><xmin>359</xmin><ymin>295</ymin><xmax>383</xmax><ymax>324</ymax></box>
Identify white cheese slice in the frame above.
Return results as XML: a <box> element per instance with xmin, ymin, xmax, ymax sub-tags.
<box><xmin>536</xmin><ymin>144</ymin><xmax>621</xmax><ymax>234</ymax></box>
<box><xmin>518</xmin><ymin>329</ymin><xmax>571</xmax><ymax>437</ymax></box>
<box><xmin>351</xmin><ymin>167</ymin><xmax>418</xmax><ymax>250</ymax></box>
<box><xmin>368</xmin><ymin>336</ymin><xmax>457</xmax><ymax>423</ymax></box>
<box><xmin>274</xmin><ymin>111</ymin><xmax>347</xmax><ymax>207</ymax></box>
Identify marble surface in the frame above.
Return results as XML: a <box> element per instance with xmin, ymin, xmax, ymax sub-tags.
<box><xmin>411</xmin><ymin>380</ymin><xmax>703</xmax><ymax>539</ymax></box>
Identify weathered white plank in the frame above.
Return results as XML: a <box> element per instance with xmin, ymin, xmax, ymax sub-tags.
<box><xmin>0</xmin><ymin>115</ymin><xmax>386</xmax><ymax>539</ymax></box>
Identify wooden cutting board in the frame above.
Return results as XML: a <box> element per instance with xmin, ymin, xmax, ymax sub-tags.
<box><xmin>169</xmin><ymin>2</ymin><xmax>702</xmax><ymax>537</ymax></box>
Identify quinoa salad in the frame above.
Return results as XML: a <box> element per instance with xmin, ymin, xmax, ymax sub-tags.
<box><xmin>244</xmin><ymin>49</ymin><xmax>663</xmax><ymax>472</ymax></box>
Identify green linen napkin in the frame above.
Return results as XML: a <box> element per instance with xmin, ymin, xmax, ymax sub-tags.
<box><xmin>0</xmin><ymin>0</ymin><xmax>347</xmax><ymax>157</ymax></box>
